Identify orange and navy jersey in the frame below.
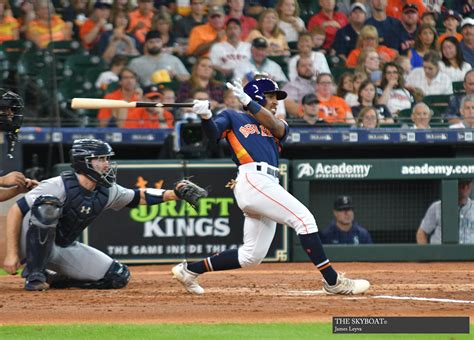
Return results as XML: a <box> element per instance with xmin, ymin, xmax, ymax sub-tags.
<box><xmin>0</xmin><ymin>16</ymin><xmax>19</xmax><ymax>43</ymax></box>
<box><xmin>202</xmin><ymin>109</ymin><xmax>288</xmax><ymax>167</ymax></box>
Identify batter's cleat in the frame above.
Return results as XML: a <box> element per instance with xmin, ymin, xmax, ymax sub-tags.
<box><xmin>24</xmin><ymin>272</ymin><xmax>49</xmax><ymax>291</ymax></box>
<box><xmin>322</xmin><ymin>273</ymin><xmax>370</xmax><ymax>295</ymax></box>
<box><xmin>171</xmin><ymin>261</ymin><xmax>204</xmax><ymax>295</ymax></box>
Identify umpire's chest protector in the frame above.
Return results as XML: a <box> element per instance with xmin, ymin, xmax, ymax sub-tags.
<box><xmin>56</xmin><ymin>171</ymin><xmax>109</xmax><ymax>247</ymax></box>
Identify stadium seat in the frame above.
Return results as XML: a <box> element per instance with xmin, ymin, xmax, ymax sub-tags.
<box><xmin>267</xmin><ymin>55</ymin><xmax>289</xmax><ymax>79</ymax></box>
<box><xmin>63</xmin><ymin>54</ymin><xmax>107</xmax><ymax>81</ymax></box>
<box><xmin>422</xmin><ymin>94</ymin><xmax>449</xmax><ymax>122</ymax></box>
<box><xmin>396</xmin><ymin>108</ymin><xmax>412</xmax><ymax>123</ymax></box>
<box><xmin>452</xmin><ymin>81</ymin><xmax>465</xmax><ymax>94</ymax></box>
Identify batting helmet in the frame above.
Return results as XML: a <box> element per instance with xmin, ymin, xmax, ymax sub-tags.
<box><xmin>70</xmin><ymin>138</ymin><xmax>117</xmax><ymax>187</ymax></box>
<box><xmin>243</xmin><ymin>78</ymin><xmax>287</xmax><ymax>106</ymax></box>
<box><xmin>0</xmin><ymin>89</ymin><xmax>24</xmax><ymax>132</ymax></box>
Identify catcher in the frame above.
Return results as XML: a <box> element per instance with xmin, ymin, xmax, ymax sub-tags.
<box><xmin>3</xmin><ymin>138</ymin><xmax>207</xmax><ymax>291</ymax></box>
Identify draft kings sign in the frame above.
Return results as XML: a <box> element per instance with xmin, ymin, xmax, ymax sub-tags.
<box><xmin>84</xmin><ymin>161</ymin><xmax>289</xmax><ymax>264</ymax></box>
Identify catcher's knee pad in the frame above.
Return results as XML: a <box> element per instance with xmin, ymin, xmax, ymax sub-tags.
<box><xmin>26</xmin><ymin>195</ymin><xmax>62</xmax><ymax>275</ymax></box>
<box><xmin>101</xmin><ymin>260</ymin><xmax>130</xmax><ymax>289</ymax></box>
<box><xmin>30</xmin><ymin>195</ymin><xmax>63</xmax><ymax>228</ymax></box>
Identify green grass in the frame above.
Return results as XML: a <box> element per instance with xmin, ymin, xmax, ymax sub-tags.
<box><xmin>0</xmin><ymin>324</ymin><xmax>472</xmax><ymax>340</ymax></box>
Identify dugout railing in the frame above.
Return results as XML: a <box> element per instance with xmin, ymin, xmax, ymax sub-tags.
<box><xmin>291</xmin><ymin>158</ymin><xmax>474</xmax><ymax>262</ymax></box>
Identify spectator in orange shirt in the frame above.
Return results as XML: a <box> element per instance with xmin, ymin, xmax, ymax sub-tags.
<box><xmin>438</xmin><ymin>10</ymin><xmax>463</xmax><ymax>45</ymax></box>
<box><xmin>0</xmin><ymin>0</ymin><xmax>19</xmax><ymax>43</ymax></box>
<box><xmin>128</xmin><ymin>0</ymin><xmax>155</xmax><ymax>48</ymax></box>
<box><xmin>126</xmin><ymin>84</ymin><xmax>175</xmax><ymax>129</ymax></box>
<box><xmin>80</xmin><ymin>0</ymin><xmax>112</xmax><ymax>50</ymax></box>
<box><xmin>97</xmin><ymin>68</ymin><xmax>143</xmax><ymax>128</ymax></box>
<box><xmin>26</xmin><ymin>1</ymin><xmax>71</xmax><ymax>49</ymax></box>
<box><xmin>386</xmin><ymin>0</ymin><xmax>425</xmax><ymax>20</ymax></box>
<box><xmin>187</xmin><ymin>5</ymin><xmax>226</xmax><ymax>57</ymax></box>
<box><xmin>346</xmin><ymin>25</ymin><xmax>398</xmax><ymax>68</ymax></box>
<box><xmin>316</xmin><ymin>73</ymin><xmax>355</xmax><ymax>124</ymax></box>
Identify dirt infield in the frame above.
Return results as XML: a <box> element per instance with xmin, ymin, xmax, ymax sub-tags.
<box><xmin>1</xmin><ymin>262</ymin><xmax>473</xmax><ymax>325</ymax></box>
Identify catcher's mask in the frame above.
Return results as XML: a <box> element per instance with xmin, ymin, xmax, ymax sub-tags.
<box><xmin>0</xmin><ymin>89</ymin><xmax>24</xmax><ymax>158</ymax></box>
<box><xmin>243</xmin><ymin>78</ymin><xmax>287</xmax><ymax>106</ymax></box>
<box><xmin>70</xmin><ymin>138</ymin><xmax>117</xmax><ymax>187</ymax></box>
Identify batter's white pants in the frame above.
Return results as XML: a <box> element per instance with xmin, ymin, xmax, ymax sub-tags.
<box><xmin>234</xmin><ymin>162</ymin><xmax>318</xmax><ymax>268</ymax></box>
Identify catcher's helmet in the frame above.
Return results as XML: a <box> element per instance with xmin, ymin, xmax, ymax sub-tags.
<box><xmin>70</xmin><ymin>138</ymin><xmax>117</xmax><ymax>187</ymax></box>
<box><xmin>0</xmin><ymin>88</ymin><xmax>24</xmax><ymax>133</ymax></box>
<box><xmin>243</xmin><ymin>78</ymin><xmax>287</xmax><ymax>106</ymax></box>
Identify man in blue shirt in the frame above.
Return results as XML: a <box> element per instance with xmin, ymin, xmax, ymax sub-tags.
<box><xmin>320</xmin><ymin>195</ymin><xmax>373</xmax><ymax>244</ymax></box>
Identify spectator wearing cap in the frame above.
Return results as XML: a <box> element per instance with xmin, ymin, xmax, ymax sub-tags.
<box><xmin>175</xmin><ymin>0</ymin><xmax>207</xmax><ymax>40</ymax></box>
<box><xmin>331</xmin><ymin>2</ymin><xmax>367</xmax><ymax>60</ymax></box>
<box><xmin>97</xmin><ymin>68</ymin><xmax>143</xmax><ymax>128</ymax></box>
<box><xmin>276</xmin><ymin>0</ymin><xmax>305</xmax><ymax>44</ymax></box>
<box><xmin>209</xmin><ymin>18</ymin><xmax>251</xmax><ymax>79</ymax></box>
<box><xmin>245</xmin><ymin>0</ymin><xmax>278</xmax><ymax>18</ymax></box>
<box><xmin>79</xmin><ymin>0</ymin><xmax>112</xmax><ymax>50</ymax></box>
<box><xmin>226</xmin><ymin>0</ymin><xmax>257</xmax><ymax>41</ymax></box>
<box><xmin>417</xmin><ymin>179</ymin><xmax>474</xmax><ymax>244</ymax></box>
<box><xmin>283</xmin><ymin>56</ymin><xmax>317</xmax><ymax>118</ymax></box>
<box><xmin>365</xmin><ymin>0</ymin><xmax>404</xmax><ymax>52</ymax></box>
<box><xmin>300</xmin><ymin>93</ymin><xmax>320</xmax><ymax>125</ymax></box>
<box><xmin>420</xmin><ymin>9</ymin><xmax>437</xmax><ymax>27</ymax></box>
<box><xmin>288</xmin><ymin>32</ymin><xmax>330</xmax><ymax>82</ymax></box>
<box><xmin>307</xmin><ymin>0</ymin><xmax>349</xmax><ymax>50</ymax></box>
<box><xmin>127</xmin><ymin>0</ymin><xmax>154</xmax><ymax>48</ymax></box>
<box><xmin>246</xmin><ymin>8</ymin><xmax>290</xmax><ymax>56</ymax></box>
<box><xmin>438</xmin><ymin>10</ymin><xmax>463</xmax><ymax>45</ymax></box>
<box><xmin>187</xmin><ymin>5</ymin><xmax>226</xmax><ymax>57</ymax></box>
<box><xmin>399</xmin><ymin>4</ymin><xmax>419</xmax><ymax>55</ymax></box>
<box><xmin>320</xmin><ymin>195</ymin><xmax>373</xmax><ymax>245</ymax></box>
<box><xmin>232</xmin><ymin>37</ymin><xmax>288</xmax><ymax>82</ymax></box>
<box><xmin>386</xmin><ymin>0</ymin><xmax>425</xmax><ymax>20</ymax></box>
<box><xmin>128</xmin><ymin>30</ymin><xmax>190</xmax><ymax>87</ymax></box>
<box><xmin>450</xmin><ymin>94</ymin><xmax>474</xmax><ymax>128</ymax></box>
<box><xmin>126</xmin><ymin>85</ymin><xmax>175</xmax><ymax>129</ymax></box>
<box><xmin>443</xmin><ymin>0</ymin><xmax>474</xmax><ymax>18</ymax></box>
<box><xmin>460</xmin><ymin>18</ymin><xmax>474</xmax><ymax>67</ymax></box>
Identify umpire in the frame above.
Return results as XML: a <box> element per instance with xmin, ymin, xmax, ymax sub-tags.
<box><xmin>3</xmin><ymin>138</ymin><xmax>206</xmax><ymax>291</ymax></box>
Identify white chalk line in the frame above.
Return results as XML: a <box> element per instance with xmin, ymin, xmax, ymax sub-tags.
<box><xmin>287</xmin><ymin>291</ymin><xmax>474</xmax><ymax>304</ymax></box>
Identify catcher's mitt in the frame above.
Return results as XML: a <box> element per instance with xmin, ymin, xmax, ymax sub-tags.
<box><xmin>174</xmin><ymin>179</ymin><xmax>208</xmax><ymax>209</ymax></box>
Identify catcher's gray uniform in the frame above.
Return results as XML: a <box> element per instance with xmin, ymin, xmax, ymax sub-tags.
<box><xmin>420</xmin><ymin>198</ymin><xmax>474</xmax><ymax>244</ymax></box>
<box><xmin>19</xmin><ymin>174</ymin><xmax>134</xmax><ymax>281</ymax></box>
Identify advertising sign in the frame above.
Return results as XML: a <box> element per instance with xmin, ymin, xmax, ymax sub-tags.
<box><xmin>84</xmin><ymin>161</ymin><xmax>289</xmax><ymax>263</ymax></box>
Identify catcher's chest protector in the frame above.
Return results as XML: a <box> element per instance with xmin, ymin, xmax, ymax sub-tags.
<box><xmin>56</xmin><ymin>171</ymin><xmax>109</xmax><ymax>246</ymax></box>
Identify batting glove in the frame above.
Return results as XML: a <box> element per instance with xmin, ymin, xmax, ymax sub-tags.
<box><xmin>226</xmin><ymin>81</ymin><xmax>251</xmax><ymax>106</ymax></box>
<box><xmin>192</xmin><ymin>100</ymin><xmax>212</xmax><ymax>120</ymax></box>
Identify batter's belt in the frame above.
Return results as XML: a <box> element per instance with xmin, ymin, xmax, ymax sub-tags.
<box><xmin>238</xmin><ymin>162</ymin><xmax>280</xmax><ymax>179</ymax></box>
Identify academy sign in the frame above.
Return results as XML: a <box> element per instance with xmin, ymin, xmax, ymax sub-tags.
<box><xmin>297</xmin><ymin>162</ymin><xmax>373</xmax><ymax>179</ymax></box>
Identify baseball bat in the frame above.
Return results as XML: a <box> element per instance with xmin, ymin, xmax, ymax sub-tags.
<box><xmin>71</xmin><ymin>98</ymin><xmax>194</xmax><ymax>109</ymax></box>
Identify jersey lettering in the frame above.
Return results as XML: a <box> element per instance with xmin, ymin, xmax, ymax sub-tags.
<box><xmin>239</xmin><ymin>124</ymin><xmax>260</xmax><ymax>138</ymax></box>
<box><xmin>260</xmin><ymin>125</ymin><xmax>273</xmax><ymax>137</ymax></box>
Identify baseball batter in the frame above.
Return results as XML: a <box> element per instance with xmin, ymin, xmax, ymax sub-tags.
<box><xmin>173</xmin><ymin>78</ymin><xmax>370</xmax><ymax>295</ymax></box>
<box><xmin>3</xmin><ymin>138</ymin><xmax>207</xmax><ymax>291</ymax></box>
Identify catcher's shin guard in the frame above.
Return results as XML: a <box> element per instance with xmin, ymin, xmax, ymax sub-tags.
<box><xmin>25</xmin><ymin>195</ymin><xmax>62</xmax><ymax>288</ymax></box>
<box><xmin>49</xmin><ymin>261</ymin><xmax>130</xmax><ymax>289</ymax></box>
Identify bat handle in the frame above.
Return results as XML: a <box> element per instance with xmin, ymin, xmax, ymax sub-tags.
<box><xmin>161</xmin><ymin>102</ymin><xmax>211</xmax><ymax>109</ymax></box>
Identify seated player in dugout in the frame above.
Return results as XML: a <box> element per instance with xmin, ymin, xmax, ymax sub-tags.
<box><xmin>3</xmin><ymin>138</ymin><xmax>207</xmax><ymax>291</ymax></box>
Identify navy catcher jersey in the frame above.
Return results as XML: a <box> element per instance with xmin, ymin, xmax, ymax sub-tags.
<box><xmin>209</xmin><ymin>109</ymin><xmax>289</xmax><ymax>167</ymax></box>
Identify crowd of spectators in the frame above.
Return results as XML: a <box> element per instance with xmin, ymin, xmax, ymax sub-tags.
<box><xmin>0</xmin><ymin>0</ymin><xmax>474</xmax><ymax>129</ymax></box>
